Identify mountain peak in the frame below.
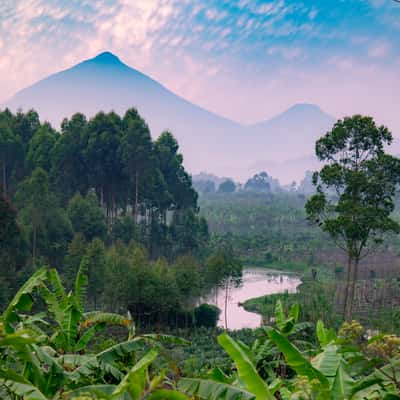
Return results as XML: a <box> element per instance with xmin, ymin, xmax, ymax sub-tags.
<box><xmin>90</xmin><ymin>51</ymin><xmax>122</xmax><ymax>65</ymax></box>
<box><xmin>285</xmin><ymin>103</ymin><xmax>323</xmax><ymax>114</ymax></box>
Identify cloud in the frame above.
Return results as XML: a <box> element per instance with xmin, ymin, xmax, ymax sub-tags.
<box><xmin>0</xmin><ymin>0</ymin><xmax>399</xmax><ymax>139</ymax></box>
<box><xmin>267</xmin><ymin>46</ymin><xmax>303</xmax><ymax>60</ymax></box>
<box><xmin>368</xmin><ymin>42</ymin><xmax>391</xmax><ymax>58</ymax></box>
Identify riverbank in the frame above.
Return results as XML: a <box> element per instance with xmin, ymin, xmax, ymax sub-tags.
<box><xmin>206</xmin><ymin>267</ymin><xmax>301</xmax><ymax>329</ymax></box>
<box><xmin>240</xmin><ymin>262</ymin><xmax>343</xmax><ymax>328</ymax></box>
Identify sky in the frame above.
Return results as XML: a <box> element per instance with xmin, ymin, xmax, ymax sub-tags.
<box><xmin>1</xmin><ymin>0</ymin><xmax>400</xmax><ymax>132</ymax></box>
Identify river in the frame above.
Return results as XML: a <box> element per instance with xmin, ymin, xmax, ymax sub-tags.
<box><xmin>206</xmin><ymin>267</ymin><xmax>301</xmax><ymax>330</ymax></box>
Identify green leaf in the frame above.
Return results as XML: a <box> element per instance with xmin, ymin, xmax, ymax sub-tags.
<box><xmin>139</xmin><ymin>333</ymin><xmax>190</xmax><ymax>346</ymax></box>
<box><xmin>2</xmin><ymin>267</ymin><xmax>48</xmax><ymax>332</ymax></box>
<box><xmin>97</xmin><ymin>339</ymin><xmax>143</xmax><ymax>364</ymax></box>
<box><xmin>0</xmin><ymin>369</ymin><xmax>47</xmax><ymax>400</ymax></box>
<box><xmin>207</xmin><ymin>367</ymin><xmax>232</xmax><ymax>384</ymax></box>
<box><xmin>82</xmin><ymin>311</ymin><xmax>132</xmax><ymax>329</ymax></box>
<box><xmin>289</xmin><ymin>303</ymin><xmax>299</xmax><ymax>323</ymax></box>
<box><xmin>112</xmin><ymin>349</ymin><xmax>158</xmax><ymax>397</ymax></box>
<box><xmin>61</xmin><ymin>304</ymin><xmax>81</xmax><ymax>352</ymax></box>
<box><xmin>147</xmin><ymin>389</ymin><xmax>189</xmax><ymax>400</ymax></box>
<box><xmin>218</xmin><ymin>332</ymin><xmax>274</xmax><ymax>400</ymax></box>
<box><xmin>75</xmin><ymin>323</ymin><xmax>106</xmax><ymax>352</ymax></box>
<box><xmin>316</xmin><ymin>320</ymin><xmax>336</xmax><ymax>348</ymax></box>
<box><xmin>66</xmin><ymin>384</ymin><xmax>130</xmax><ymax>399</ymax></box>
<box><xmin>268</xmin><ymin>328</ymin><xmax>328</xmax><ymax>386</ymax></box>
<box><xmin>74</xmin><ymin>256</ymin><xmax>89</xmax><ymax>312</ymax></box>
<box><xmin>311</xmin><ymin>345</ymin><xmax>341</xmax><ymax>379</ymax></box>
<box><xmin>0</xmin><ymin>330</ymin><xmax>37</xmax><ymax>347</ymax></box>
<box><xmin>178</xmin><ymin>378</ymin><xmax>255</xmax><ymax>400</ymax></box>
<box><xmin>330</xmin><ymin>361</ymin><xmax>354</xmax><ymax>399</ymax></box>
<box><xmin>274</xmin><ymin>300</ymin><xmax>285</xmax><ymax>331</ymax></box>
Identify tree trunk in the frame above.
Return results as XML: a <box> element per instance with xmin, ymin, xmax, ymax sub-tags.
<box><xmin>348</xmin><ymin>257</ymin><xmax>360</xmax><ymax>321</ymax></box>
<box><xmin>224</xmin><ymin>280</ymin><xmax>229</xmax><ymax>330</ymax></box>
<box><xmin>32</xmin><ymin>225</ymin><xmax>37</xmax><ymax>266</ymax></box>
<box><xmin>2</xmin><ymin>161</ymin><xmax>7</xmax><ymax>200</ymax></box>
<box><xmin>100</xmin><ymin>187</ymin><xmax>104</xmax><ymax>208</ymax></box>
<box><xmin>343</xmin><ymin>254</ymin><xmax>352</xmax><ymax>321</ymax></box>
<box><xmin>135</xmin><ymin>170</ymin><xmax>139</xmax><ymax>224</ymax></box>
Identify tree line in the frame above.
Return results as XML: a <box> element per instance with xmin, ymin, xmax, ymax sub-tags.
<box><xmin>0</xmin><ymin>107</ymin><xmax>239</xmax><ymax>319</ymax></box>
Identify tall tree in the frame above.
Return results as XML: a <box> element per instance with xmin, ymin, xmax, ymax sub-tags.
<box><xmin>67</xmin><ymin>191</ymin><xmax>107</xmax><ymax>241</ymax></box>
<box><xmin>26</xmin><ymin>122</ymin><xmax>58</xmax><ymax>172</ymax></box>
<box><xmin>155</xmin><ymin>131</ymin><xmax>198</xmax><ymax>212</ymax></box>
<box><xmin>120</xmin><ymin>108</ymin><xmax>154</xmax><ymax>223</ymax></box>
<box><xmin>12</xmin><ymin>109</ymin><xmax>40</xmax><ymax>150</ymax></box>
<box><xmin>15</xmin><ymin>168</ymin><xmax>53</xmax><ymax>265</ymax></box>
<box><xmin>84</xmin><ymin>112</ymin><xmax>123</xmax><ymax>223</ymax></box>
<box><xmin>0</xmin><ymin>196</ymin><xmax>27</xmax><ymax>304</ymax></box>
<box><xmin>51</xmin><ymin>113</ymin><xmax>88</xmax><ymax>203</ymax></box>
<box><xmin>81</xmin><ymin>238</ymin><xmax>107</xmax><ymax>309</ymax></box>
<box><xmin>305</xmin><ymin>115</ymin><xmax>400</xmax><ymax>320</ymax></box>
<box><xmin>0</xmin><ymin>120</ymin><xmax>22</xmax><ymax>200</ymax></box>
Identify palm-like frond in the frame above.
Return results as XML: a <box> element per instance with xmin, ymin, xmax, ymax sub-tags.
<box><xmin>74</xmin><ymin>257</ymin><xmax>89</xmax><ymax>312</ymax></box>
<box><xmin>178</xmin><ymin>378</ymin><xmax>255</xmax><ymax>400</ymax></box>
<box><xmin>82</xmin><ymin>311</ymin><xmax>133</xmax><ymax>329</ymax></box>
<box><xmin>2</xmin><ymin>268</ymin><xmax>48</xmax><ymax>333</ymax></box>
<box><xmin>0</xmin><ymin>369</ymin><xmax>47</xmax><ymax>400</ymax></box>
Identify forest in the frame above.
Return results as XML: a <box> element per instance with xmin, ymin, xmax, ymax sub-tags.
<box><xmin>0</xmin><ymin>108</ymin><xmax>239</xmax><ymax>329</ymax></box>
<box><xmin>1</xmin><ymin>108</ymin><xmax>400</xmax><ymax>399</ymax></box>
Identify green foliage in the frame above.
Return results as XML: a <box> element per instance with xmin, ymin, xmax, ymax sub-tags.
<box><xmin>199</xmin><ymin>190</ymin><xmax>328</xmax><ymax>267</ymax></box>
<box><xmin>306</xmin><ymin>115</ymin><xmax>400</xmax><ymax>320</ymax></box>
<box><xmin>244</xmin><ymin>172</ymin><xmax>270</xmax><ymax>193</ymax></box>
<box><xmin>0</xmin><ymin>196</ymin><xmax>27</xmax><ymax>305</ymax></box>
<box><xmin>0</xmin><ymin>107</ymin><xmax>209</xmax><ymax>309</ymax></box>
<box><xmin>218</xmin><ymin>179</ymin><xmax>236</xmax><ymax>193</ymax></box>
<box><xmin>194</xmin><ymin>304</ymin><xmax>221</xmax><ymax>328</ymax></box>
<box><xmin>26</xmin><ymin>123</ymin><xmax>58</xmax><ymax>172</ymax></box>
<box><xmin>2</xmin><ymin>270</ymin><xmax>400</xmax><ymax>399</ymax></box>
<box><xmin>67</xmin><ymin>192</ymin><xmax>107</xmax><ymax>241</ymax></box>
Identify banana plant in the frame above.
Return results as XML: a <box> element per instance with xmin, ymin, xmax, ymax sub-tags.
<box><xmin>2</xmin><ymin>267</ymin><xmax>48</xmax><ymax>334</ymax></box>
<box><xmin>39</xmin><ymin>261</ymin><xmax>134</xmax><ymax>354</ymax></box>
<box><xmin>251</xmin><ymin>301</ymin><xmax>313</xmax><ymax>379</ymax></box>
<box><xmin>178</xmin><ymin>332</ymin><xmax>280</xmax><ymax>400</ymax></box>
<box><xmin>0</xmin><ymin>267</ymin><xmax>189</xmax><ymax>400</ymax></box>
<box><xmin>66</xmin><ymin>349</ymin><xmax>189</xmax><ymax>400</ymax></box>
<box><xmin>267</xmin><ymin>327</ymin><xmax>400</xmax><ymax>399</ymax></box>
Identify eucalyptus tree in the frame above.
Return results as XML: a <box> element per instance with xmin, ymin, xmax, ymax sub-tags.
<box><xmin>0</xmin><ymin>195</ymin><xmax>27</xmax><ymax>304</ymax></box>
<box><xmin>84</xmin><ymin>111</ymin><xmax>124</xmax><ymax>223</ymax></box>
<box><xmin>15</xmin><ymin>168</ymin><xmax>53</xmax><ymax>264</ymax></box>
<box><xmin>0</xmin><ymin>120</ymin><xmax>22</xmax><ymax>200</ymax></box>
<box><xmin>12</xmin><ymin>109</ymin><xmax>40</xmax><ymax>150</ymax></box>
<box><xmin>155</xmin><ymin>131</ymin><xmax>198</xmax><ymax>213</ymax></box>
<box><xmin>26</xmin><ymin>122</ymin><xmax>58</xmax><ymax>172</ymax></box>
<box><xmin>119</xmin><ymin>108</ymin><xmax>154</xmax><ymax>224</ymax></box>
<box><xmin>67</xmin><ymin>191</ymin><xmax>107</xmax><ymax>241</ymax></box>
<box><xmin>305</xmin><ymin>115</ymin><xmax>400</xmax><ymax>320</ymax></box>
<box><xmin>51</xmin><ymin>113</ymin><xmax>88</xmax><ymax>203</ymax></box>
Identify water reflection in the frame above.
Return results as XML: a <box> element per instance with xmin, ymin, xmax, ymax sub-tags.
<box><xmin>206</xmin><ymin>267</ymin><xmax>301</xmax><ymax>330</ymax></box>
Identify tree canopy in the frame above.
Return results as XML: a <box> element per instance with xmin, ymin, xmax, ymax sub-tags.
<box><xmin>305</xmin><ymin>115</ymin><xmax>400</xmax><ymax>320</ymax></box>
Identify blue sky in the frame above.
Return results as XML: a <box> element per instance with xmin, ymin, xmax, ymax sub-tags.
<box><xmin>1</xmin><ymin>0</ymin><xmax>400</xmax><ymax>131</ymax></box>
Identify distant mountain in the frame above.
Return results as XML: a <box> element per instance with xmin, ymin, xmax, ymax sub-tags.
<box><xmin>3</xmin><ymin>52</ymin><xmax>335</xmax><ymax>183</ymax></box>
<box><xmin>247</xmin><ymin>104</ymin><xmax>334</xmax><ymax>162</ymax></box>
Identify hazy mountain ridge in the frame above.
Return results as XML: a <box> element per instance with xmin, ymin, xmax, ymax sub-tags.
<box><xmin>4</xmin><ymin>52</ymin><xmax>335</xmax><ymax>183</ymax></box>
